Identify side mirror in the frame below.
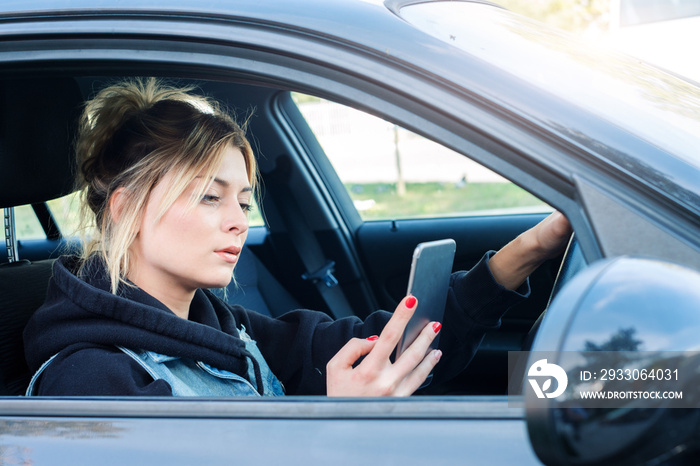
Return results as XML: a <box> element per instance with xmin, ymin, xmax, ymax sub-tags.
<box><xmin>525</xmin><ymin>257</ymin><xmax>700</xmax><ymax>465</ymax></box>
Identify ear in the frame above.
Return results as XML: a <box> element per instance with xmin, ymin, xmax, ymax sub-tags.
<box><xmin>108</xmin><ymin>187</ymin><xmax>129</xmax><ymax>224</ymax></box>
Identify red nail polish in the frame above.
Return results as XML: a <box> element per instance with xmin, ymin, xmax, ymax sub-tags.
<box><xmin>405</xmin><ymin>296</ymin><xmax>417</xmax><ymax>309</ymax></box>
<box><xmin>366</xmin><ymin>335</ymin><xmax>379</xmax><ymax>341</ymax></box>
<box><xmin>432</xmin><ymin>322</ymin><xmax>442</xmax><ymax>333</ymax></box>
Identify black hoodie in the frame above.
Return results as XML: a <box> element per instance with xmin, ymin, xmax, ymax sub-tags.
<box><xmin>23</xmin><ymin>253</ymin><xmax>527</xmax><ymax>396</ymax></box>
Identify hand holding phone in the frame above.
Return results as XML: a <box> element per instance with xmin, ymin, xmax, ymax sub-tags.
<box><xmin>326</xmin><ymin>239</ymin><xmax>456</xmax><ymax>396</ymax></box>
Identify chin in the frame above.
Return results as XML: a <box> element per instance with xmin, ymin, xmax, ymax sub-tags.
<box><xmin>198</xmin><ymin>264</ymin><xmax>236</xmax><ymax>288</ymax></box>
<box><xmin>206</xmin><ymin>275</ymin><xmax>235</xmax><ymax>289</ymax></box>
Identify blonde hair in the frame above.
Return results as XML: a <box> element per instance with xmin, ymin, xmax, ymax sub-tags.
<box><xmin>76</xmin><ymin>78</ymin><xmax>257</xmax><ymax>293</ymax></box>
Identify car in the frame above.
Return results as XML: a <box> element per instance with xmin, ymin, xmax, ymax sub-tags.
<box><xmin>1</xmin><ymin>0</ymin><xmax>699</xmax><ymax>464</ymax></box>
<box><xmin>605</xmin><ymin>0</ymin><xmax>700</xmax><ymax>82</ymax></box>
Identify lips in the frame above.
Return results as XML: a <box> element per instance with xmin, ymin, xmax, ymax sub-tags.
<box><xmin>215</xmin><ymin>245</ymin><xmax>241</xmax><ymax>264</ymax></box>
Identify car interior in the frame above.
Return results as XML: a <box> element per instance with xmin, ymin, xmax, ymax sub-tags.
<box><xmin>0</xmin><ymin>74</ymin><xmax>565</xmax><ymax>398</ymax></box>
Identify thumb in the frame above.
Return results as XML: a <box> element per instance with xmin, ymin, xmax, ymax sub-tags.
<box><xmin>327</xmin><ymin>336</ymin><xmax>378</xmax><ymax>371</ymax></box>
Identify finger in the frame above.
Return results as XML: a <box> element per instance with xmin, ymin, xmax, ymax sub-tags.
<box><xmin>395</xmin><ymin>349</ymin><xmax>443</xmax><ymax>397</ymax></box>
<box><xmin>392</xmin><ymin>320</ymin><xmax>441</xmax><ymax>376</ymax></box>
<box><xmin>365</xmin><ymin>295</ymin><xmax>418</xmax><ymax>363</ymax></box>
<box><xmin>327</xmin><ymin>337</ymin><xmax>378</xmax><ymax>371</ymax></box>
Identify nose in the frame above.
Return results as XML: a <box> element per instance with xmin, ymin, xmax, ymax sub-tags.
<box><xmin>222</xmin><ymin>202</ymin><xmax>249</xmax><ymax>235</ymax></box>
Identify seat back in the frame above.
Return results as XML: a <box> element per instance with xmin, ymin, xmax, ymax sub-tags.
<box><xmin>212</xmin><ymin>246</ymin><xmax>300</xmax><ymax>317</ymax></box>
<box><xmin>0</xmin><ymin>260</ymin><xmax>55</xmax><ymax>395</ymax></box>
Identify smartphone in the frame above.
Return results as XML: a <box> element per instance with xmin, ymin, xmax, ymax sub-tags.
<box><xmin>394</xmin><ymin>239</ymin><xmax>456</xmax><ymax>379</ymax></box>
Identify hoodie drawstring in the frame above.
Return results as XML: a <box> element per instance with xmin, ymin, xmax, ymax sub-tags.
<box><xmin>242</xmin><ymin>348</ymin><xmax>265</xmax><ymax>396</ymax></box>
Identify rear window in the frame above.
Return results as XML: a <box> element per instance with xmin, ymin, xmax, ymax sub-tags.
<box><xmin>3</xmin><ymin>205</ymin><xmax>45</xmax><ymax>242</ymax></box>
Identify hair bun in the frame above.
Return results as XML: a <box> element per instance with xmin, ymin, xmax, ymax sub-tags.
<box><xmin>76</xmin><ymin>78</ymin><xmax>209</xmax><ymax>214</ymax></box>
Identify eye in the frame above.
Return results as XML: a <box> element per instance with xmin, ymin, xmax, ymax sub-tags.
<box><xmin>240</xmin><ymin>202</ymin><xmax>253</xmax><ymax>213</ymax></box>
<box><xmin>201</xmin><ymin>194</ymin><xmax>221</xmax><ymax>205</ymax></box>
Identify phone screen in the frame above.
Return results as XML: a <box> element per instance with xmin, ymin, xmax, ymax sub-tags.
<box><xmin>394</xmin><ymin>239</ymin><xmax>456</xmax><ymax>381</ymax></box>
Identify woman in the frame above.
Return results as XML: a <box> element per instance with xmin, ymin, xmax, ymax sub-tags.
<box><xmin>23</xmin><ymin>78</ymin><xmax>571</xmax><ymax>397</ymax></box>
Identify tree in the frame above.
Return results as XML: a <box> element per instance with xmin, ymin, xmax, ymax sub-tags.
<box><xmin>498</xmin><ymin>0</ymin><xmax>612</xmax><ymax>34</ymax></box>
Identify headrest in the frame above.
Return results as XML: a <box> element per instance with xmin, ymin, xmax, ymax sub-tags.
<box><xmin>0</xmin><ymin>77</ymin><xmax>83</xmax><ymax>208</ymax></box>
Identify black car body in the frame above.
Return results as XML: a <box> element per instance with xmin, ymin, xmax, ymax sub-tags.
<box><xmin>1</xmin><ymin>1</ymin><xmax>699</xmax><ymax>464</ymax></box>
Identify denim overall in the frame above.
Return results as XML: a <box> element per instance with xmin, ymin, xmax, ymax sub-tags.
<box><xmin>26</xmin><ymin>325</ymin><xmax>285</xmax><ymax>397</ymax></box>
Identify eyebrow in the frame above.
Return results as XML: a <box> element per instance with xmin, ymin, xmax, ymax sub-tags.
<box><xmin>211</xmin><ymin>177</ymin><xmax>252</xmax><ymax>193</ymax></box>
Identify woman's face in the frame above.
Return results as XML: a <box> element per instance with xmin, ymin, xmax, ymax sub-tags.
<box><xmin>129</xmin><ymin>145</ymin><xmax>252</xmax><ymax>298</ymax></box>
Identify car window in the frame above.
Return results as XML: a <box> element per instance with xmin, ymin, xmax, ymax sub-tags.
<box><xmin>47</xmin><ymin>192</ymin><xmax>83</xmax><ymax>237</ymax></box>
<box><xmin>292</xmin><ymin>93</ymin><xmax>550</xmax><ymax>221</ymax></box>
<box><xmin>2</xmin><ymin>205</ymin><xmax>45</xmax><ymax>243</ymax></box>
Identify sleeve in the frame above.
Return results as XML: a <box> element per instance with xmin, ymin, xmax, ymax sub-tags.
<box><xmin>433</xmin><ymin>250</ymin><xmax>530</xmax><ymax>384</ymax></box>
<box><xmin>236</xmin><ymin>251</ymin><xmax>529</xmax><ymax>396</ymax></box>
<box><xmin>33</xmin><ymin>343</ymin><xmax>173</xmax><ymax>396</ymax></box>
<box><xmin>233</xmin><ymin>305</ymin><xmax>390</xmax><ymax>396</ymax></box>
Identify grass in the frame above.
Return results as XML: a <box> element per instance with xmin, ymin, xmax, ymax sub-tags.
<box><xmin>346</xmin><ymin>181</ymin><xmax>548</xmax><ymax>220</ymax></box>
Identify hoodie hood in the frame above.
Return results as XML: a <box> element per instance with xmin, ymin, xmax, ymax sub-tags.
<box><xmin>24</xmin><ymin>255</ymin><xmax>254</xmax><ymax>385</ymax></box>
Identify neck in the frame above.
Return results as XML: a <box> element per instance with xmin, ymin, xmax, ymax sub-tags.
<box><xmin>150</xmin><ymin>290</ymin><xmax>194</xmax><ymax>320</ymax></box>
<box><xmin>127</xmin><ymin>271</ymin><xmax>195</xmax><ymax>320</ymax></box>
